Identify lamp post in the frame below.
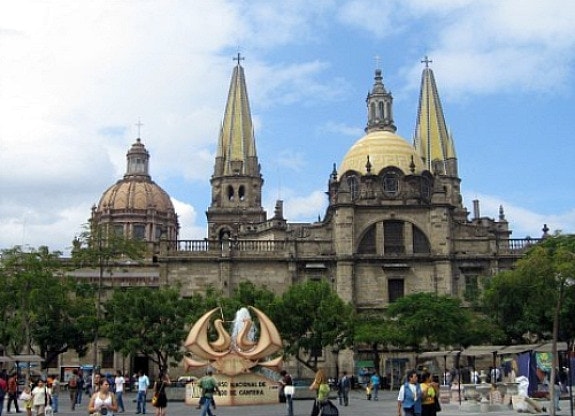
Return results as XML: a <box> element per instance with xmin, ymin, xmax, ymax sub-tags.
<box><xmin>549</xmin><ymin>276</ymin><xmax>574</xmax><ymax>416</ymax></box>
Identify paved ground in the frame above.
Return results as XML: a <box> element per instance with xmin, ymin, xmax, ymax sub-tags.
<box><xmin>8</xmin><ymin>389</ymin><xmax>573</xmax><ymax>416</ymax></box>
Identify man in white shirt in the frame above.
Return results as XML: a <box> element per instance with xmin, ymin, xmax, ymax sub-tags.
<box><xmin>114</xmin><ymin>371</ymin><xmax>126</xmax><ymax>413</ymax></box>
<box><xmin>135</xmin><ymin>371</ymin><xmax>149</xmax><ymax>414</ymax></box>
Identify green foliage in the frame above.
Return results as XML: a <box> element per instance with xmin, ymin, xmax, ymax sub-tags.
<box><xmin>272</xmin><ymin>280</ymin><xmax>355</xmax><ymax>372</ymax></box>
<box><xmin>101</xmin><ymin>286</ymin><xmax>197</xmax><ymax>371</ymax></box>
<box><xmin>71</xmin><ymin>224</ymin><xmax>146</xmax><ymax>268</ymax></box>
<box><xmin>0</xmin><ymin>246</ymin><xmax>95</xmax><ymax>365</ymax></box>
<box><xmin>385</xmin><ymin>292</ymin><xmax>471</xmax><ymax>351</ymax></box>
<box><xmin>481</xmin><ymin>234</ymin><xmax>575</xmax><ymax>345</ymax></box>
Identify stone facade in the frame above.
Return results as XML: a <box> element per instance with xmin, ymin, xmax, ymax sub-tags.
<box><xmin>84</xmin><ymin>59</ymin><xmax>541</xmax><ymax>379</ymax></box>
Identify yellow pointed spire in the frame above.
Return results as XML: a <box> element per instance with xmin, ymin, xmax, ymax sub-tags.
<box><xmin>413</xmin><ymin>57</ymin><xmax>457</xmax><ymax>175</ymax></box>
<box><xmin>216</xmin><ymin>53</ymin><xmax>258</xmax><ymax>176</ymax></box>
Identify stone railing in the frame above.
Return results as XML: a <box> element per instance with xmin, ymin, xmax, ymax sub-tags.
<box><xmin>497</xmin><ymin>238</ymin><xmax>541</xmax><ymax>254</ymax></box>
<box><xmin>162</xmin><ymin>238</ymin><xmax>540</xmax><ymax>257</ymax></box>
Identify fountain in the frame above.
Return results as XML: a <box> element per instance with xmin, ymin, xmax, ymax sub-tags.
<box><xmin>183</xmin><ymin>306</ymin><xmax>284</xmax><ymax>406</ymax></box>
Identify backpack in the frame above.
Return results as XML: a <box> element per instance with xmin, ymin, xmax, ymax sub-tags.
<box><xmin>68</xmin><ymin>376</ymin><xmax>77</xmax><ymax>388</ymax></box>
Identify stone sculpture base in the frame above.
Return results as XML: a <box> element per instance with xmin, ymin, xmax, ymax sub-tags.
<box><xmin>185</xmin><ymin>372</ymin><xmax>279</xmax><ymax>406</ymax></box>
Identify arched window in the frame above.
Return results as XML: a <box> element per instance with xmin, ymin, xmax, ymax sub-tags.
<box><xmin>384</xmin><ymin>221</ymin><xmax>404</xmax><ymax>254</ymax></box>
<box><xmin>358</xmin><ymin>225</ymin><xmax>376</xmax><ymax>254</ymax></box>
<box><xmin>227</xmin><ymin>185</ymin><xmax>235</xmax><ymax>201</ymax></box>
<box><xmin>378</xmin><ymin>101</ymin><xmax>384</xmax><ymax>120</ymax></box>
<box><xmin>347</xmin><ymin>176</ymin><xmax>359</xmax><ymax>201</ymax></box>
<box><xmin>413</xmin><ymin>226</ymin><xmax>431</xmax><ymax>253</ymax></box>
<box><xmin>421</xmin><ymin>177</ymin><xmax>431</xmax><ymax>200</ymax></box>
<box><xmin>238</xmin><ymin>185</ymin><xmax>245</xmax><ymax>201</ymax></box>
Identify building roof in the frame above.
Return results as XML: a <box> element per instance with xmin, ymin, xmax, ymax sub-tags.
<box><xmin>339</xmin><ymin>130</ymin><xmax>425</xmax><ymax>176</ymax></box>
<box><xmin>413</xmin><ymin>62</ymin><xmax>456</xmax><ymax>171</ymax></box>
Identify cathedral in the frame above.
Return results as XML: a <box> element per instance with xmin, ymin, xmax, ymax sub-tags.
<box><xmin>83</xmin><ymin>57</ymin><xmax>537</xmax><ymax>378</ymax></box>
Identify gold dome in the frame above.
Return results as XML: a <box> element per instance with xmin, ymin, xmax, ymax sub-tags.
<box><xmin>98</xmin><ymin>177</ymin><xmax>175</xmax><ymax>213</ymax></box>
<box><xmin>339</xmin><ymin>130</ymin><xmax>425</xmax><ymax>176</ymax></box>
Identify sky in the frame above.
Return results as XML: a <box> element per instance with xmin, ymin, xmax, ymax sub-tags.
<box><xmin>1</xmin><ymin>0</ymin><xmax>574</xmax><ymax>255</ymax></box>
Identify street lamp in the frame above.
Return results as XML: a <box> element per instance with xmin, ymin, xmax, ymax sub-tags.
<box><xmin>549</xmin><ymin>276</ymin><xmax>574</xmax><ymax>416</ymax></box>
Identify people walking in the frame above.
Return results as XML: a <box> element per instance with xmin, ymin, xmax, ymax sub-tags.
<box><xmin>397</xmin><ymin>370</ymin><xmax>422</xmax><ymax>416</ymax></box>
<box><xmin>68</xmin><ymin>370</ymin><xmax>79</xmax><ymax>410</ymax></box>
<box><xmin>338</xmin><ymin>371</ymin><xmax>350</xmax><ymax>406</ymax></box>
<box><xmin>370</xmin><ymin>372</ymin><xmax>381</xmax><ymax>400</ymax></box>
<box><xmin>6</xmin><ymin>373</ymin><xmax>20</xmax><ymax>413</ymax></box>
<box><xmin>309</xmin><ymin>369</ymin><xmax>330</xmax><ymax>416</ymax></box>
<box><xmin>152</xmin><ymin>371</ymin><xmax>171</xmax><ymax>416</ymax></box>
<box><xmin>279</xmin><ymin>370</ymin><xmax>294</xmax><ymax>416</ymax></box>
<box><xmin>31</xmin><ymin>379</ymin><xmax>51</xmax><ymax>416</ymax></box>
<box><xmin>198</xmin><ymin>370</ymin><xmax>220</xmax><ymax>416</ymax></box>
<box><xmin>0</xmin><ymin>375</ymin><xmax>7</xmax><ymax>416</ymax></box>
<box><xmin>420</xmin><ymin>371</ymin><xmax>439</xmax><ymax>416</ymax></box>
<box><xmin>114</xmin><ymin>371</ymin><xmax>125</xmax><ymax>413</ymax></box>
<box><xmin>75</xmin><ymin>371</ymin><xmax>85</xmax><ymax>406</ymax></box>
<box><xmin>49</xmin><ymin>376</ymin><xmax>60</xmax><ymax>413</ymax></box>
<box><xmin>135</xmin><ymin>371</ymin><xmax>150</xmax><ymax>415</ymax></box>
<box><xmin>88</xmin><ymin>379</ymin><xmax>118</xmax><ymax>416</ymax></box>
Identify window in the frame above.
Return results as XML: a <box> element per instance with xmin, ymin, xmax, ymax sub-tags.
<box><xmin>101</xmin><ymin>349</ymin><xmax>114</xmax><ymax>369</ymax></box>
<box><xmin>421</xmin><ymin>177</ymin><xmax>431</xmax><ymax>200</ymax></box>
<box><xmin>347</xmin><ymin>176</ymin><xmax>359</xmax><ymax>200</ymax></box>
<box><xmin>114</xmin><ymin>225</ymin><xmax>124</xmax><ymax>237</ymax></box>
<box><xmin>413</xmin><ymin>227</ymin><xmax>431</xmax><ymax>253</ymax></box>
<box><xmin>227</xmin><ymin>185</ymin><xmax>235</xmax><ymax>201</ymax></box>
<box><xmin>384</xmin><ymin>221</ymin><xmax>404</xmax><ymax>254</ymax></box>
<box><xmin>239</xmin><ymin>185</ymin><xmax>245</xmax><ymax>201</ymax></box>
<box><xmin>388</xmin><ymin>279</ymin><xmax>404</xmax><ymax>303</ymax></box>
<box><xmin>382</xmin><ymin>173</ymin><xmax>399</xmax><ymax>197</ymax></box>
<box><xmin>464</xmin><ymin>275</ymin><xmax>479</xmax><ymax>302</ymax></box>
<box><xmin>133</xmin><ymin>224</ymin><xmax>146</xmax><ymax>240</ymax></box>
<box><xmin>358</xmin><ymin>226</ymin><xmax>376</xmax><ymax>254</ymax></box>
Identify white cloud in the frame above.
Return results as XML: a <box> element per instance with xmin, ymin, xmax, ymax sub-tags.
<box><xmin>463</xmin><ymin>192</ymin><xmax>575</xmax><ymax>239</ymax></box>
<box><xmin>266</xmin><ymin>190</ymin><xmax>327</xmax><ymax>222</ymax></box>
<box><xmin>171</xmin><ymin>198</ymin><xmax>205</xmax><ymax>240</ymax></box>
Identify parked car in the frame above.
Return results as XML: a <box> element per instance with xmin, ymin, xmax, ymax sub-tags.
<box><xmin>174</xmin><ymin>376</ymin><xmax>197</xmax><ymax>387</ymax></box>
<box><xmin>291</xmin><ymin>378</ymin><xmax>337</xmax><ymax>400</ymax></box>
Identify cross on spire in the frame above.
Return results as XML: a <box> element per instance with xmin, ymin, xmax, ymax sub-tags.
<box><xmin>135</xmin><ymin>118</ymin><xmax>144</xmax><ymax>138</ymax></box>
<box><xmin>421</xmin><ymin>55</ymin><xmax>433</xmax><ymax>68</ymax></box>
<box><xmin>233</xmin><ymin>53</ymin><xmax>245</xmax><ymax>66</ymax></box>
<box><xmin>374</xmin><ymin>55</ymin><xmax>381</xmax><ymax>70</ymax></box>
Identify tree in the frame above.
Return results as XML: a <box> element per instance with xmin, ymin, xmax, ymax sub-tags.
<box><xmin>101</xmin><ymin>286</ymin><xmax>197</xmax><ymax>372</ymax></box>
<box><xmin>481</xmin><ymin>234</ymin><xmax>575</xmax><ymax>346</ymax></box>
<box><xmin>385</xmin><ymin>292</ymin><xmax>473</xmax><ymax>352</ymax></box>
<box><xmin>0</xmin><ymin>246</ymin><xmax>96</xmax><ymax>367</ymax></box>
<box><xmin>273</xmin><ymin>280</ymin><xmax>355</xmax><ymax>373</ymax></box>
<box><xmin>71</xmin><ymin>224</ymin><xmax>146</xmax><ymax>367</ymax></box>
<box><xmin>353</xmin><ymin>311</ymin><xmax>395</xmax><ymax>375</ymax></box>
<box><xmin>480</xmin><ymin>235</ymin><xmax>575</xmax><ymax>416</ymax></box>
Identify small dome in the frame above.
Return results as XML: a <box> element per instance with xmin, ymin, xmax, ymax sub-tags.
<box><xmin>98</xmin><ymin>177</ymin><xmax>175</xmax><ymax>213</ymax></box>
<box><xmin>339</xmin><ymin>130</ymin><xmax>425</xmax><ymax>176</ymax></box>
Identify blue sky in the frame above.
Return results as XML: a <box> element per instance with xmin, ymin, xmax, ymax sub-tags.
<box><xmin>1</xmin><ymin>0</ymin><xmax>574</xmax><ymax>254</ymax></box>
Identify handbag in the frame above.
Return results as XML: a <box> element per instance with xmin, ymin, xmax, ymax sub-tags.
<box><xmin>284</xmin><ymin>385</ymin><xmax>295</xmax><ymax>396</ymax></box>
<box><xmin>151</xmin><ymin>393</ymin><xmax>159</xmax><ymax>406</ymax></box>
<box><xmin>434</xmin><ymin>395</ymin><xmax>442</xmax><ymax>412</ymax></box>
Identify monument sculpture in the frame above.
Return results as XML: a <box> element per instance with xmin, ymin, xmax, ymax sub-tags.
<box><xmin>183</xmin><ymin>306</ymin><xmax>283</xmax><ymax>406</ymax></box>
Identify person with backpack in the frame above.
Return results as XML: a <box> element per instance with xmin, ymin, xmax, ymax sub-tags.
<box><xmin>198</xmin><ymin>370</ymin><xmax>220</xmax><ymax>416</ymax></box>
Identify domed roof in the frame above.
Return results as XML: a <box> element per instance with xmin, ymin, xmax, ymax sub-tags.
<box><xmin>339</xmin><ymin>130</ymin><xmax>425</xmax><ymax>176</ymax></box>
<box><xmin>98</xmin><ymin>177</ymin><xmax>175</xmax><ymax>213</ymax></box>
